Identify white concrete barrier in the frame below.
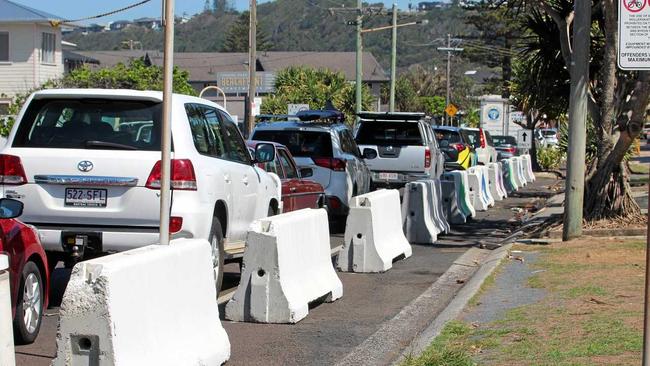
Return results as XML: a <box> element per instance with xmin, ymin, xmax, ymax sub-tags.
<box><xmin>0</xmin><ymin>254</ymin><xmax>15</xmax><ymax>366</ymax></box>
<box><xmin>402</xmin><ymin>182</ymin><xmax>438</xmax><ymax>244</ymax></box>
<box><xmin>487</xmin><ymin>163</ymin><xmax>506</xmax><ymax>201</ymax></box>
<box><xmin>441</xmin><ymin>171</ymin><xmax>475</xmax><ymax>219</ymax></box>
<box><xmin>496</xmin><ymin>162</ymin><xmax>508</xmax><ymax>199</ymax></box>
<box><xmin>339</xmin><ymin>190</ymin><xmax>412</xmax><ymax>272</ymax></box>
<box><xmin>521</xmin><ymin>154</ymin><xmax>536</xmax><ymax>182</ymax></box>
<box><xmin>467</xmin><ymin>167</ymin><xmax>489</xmax><ymax>211</ymax></box>
<box><xmin>440</xmin><ymin>180</ymin><xmax>466</xmax><ymax>224</ymax></box>
<box><xmin>501</xmin><ymin>159</ymin><xmax>518</xmax><ymax>193</ymax></box>
<box><xmin>421</xmin><ymin>179</ymin><xmax>451</xmax><ymax>234</ymax></box>
<box><xmin>52</xmin><ymin>239</ymin><xmax>230</xmax><ymax>366</ymax></box>
<box><xmin>477</xmin><ymin>165</ymin><xmax>495</xmax><ymax>207</ymax></box>
<box><xmin>509</xmin><ymin>157</ymin><xmax>526</xmax><ymax>188</ymax></box>
<box><xmin>226</xmin><ymin>209</ymin><xmax>342</xmax><ymax>323</ymax></box>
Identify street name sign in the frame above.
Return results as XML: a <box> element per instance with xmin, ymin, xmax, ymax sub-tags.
<box><xmin>618</xmin><ymin>0</ymin><xmax>650</xmax><ymax>70</ymax></box>
<box><xmin>517</xmin><ymin>129</ymin><xmax>532</xmax><ymax>149</ymax></box>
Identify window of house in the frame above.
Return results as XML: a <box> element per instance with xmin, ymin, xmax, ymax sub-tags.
<box><xmin>41</xmin><ymin>33</ymin><xmax>55</xmax><ymax>64</ymax></box>
<box><xmin>0</xmin><ymin>32</ymin><xmax>8</xmax><ymax>62</ymax></box>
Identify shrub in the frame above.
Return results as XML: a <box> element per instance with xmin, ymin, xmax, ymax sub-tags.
<box><xmin>536</xmin><ymin>146</ymin><xmax>565</xmax><ymax>171</ymax></box>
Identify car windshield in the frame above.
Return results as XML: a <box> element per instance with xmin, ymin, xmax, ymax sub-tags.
<box><xmin>434</xmin><ymin>129</ymin><xmax>461</xmax><ymax>144</ymax></box>
<box><xmin>355</xmin><ymin>121</ymin><xmax>423</xmax><ymax>146</ymax></box>
<box><xmin>492</xmin><ymin>135</ymin><xmax>517</xmax><ymax>146</ymax></box>
<box><xmin>252</xmin><ymin>130</ymin><xmax>333</xmax><ymax>158</ymax></box>
<box><xmin>461</xmin><ymin>130</ymin><xmax>481</xmax><ymax>149</ymax></box>
<box><xmin>13</xmin><ymin>98</ymin><xmax>162</xmax><ymax>150</ymax></box>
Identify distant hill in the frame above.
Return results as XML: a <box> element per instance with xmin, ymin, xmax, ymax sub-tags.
<box><xmin>64</xmin><ymin>0</ymin><xmax>486</xmax><ymax>73</ymax></box>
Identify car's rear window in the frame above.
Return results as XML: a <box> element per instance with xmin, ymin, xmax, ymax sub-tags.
<box><xmin>355</xmin><ymin>121</ymin><xmax>423</xmax><ymax>146</ymax></box>
<box><xmin>542</xmin><ymin>130</ymin><xmax>557</xmax><ymax>136</ymax></box>
<box><xmin>434</xmin><ymin>129</ymin><xmax>461</xmax><ymax>144</ymax></box>
<box><xmin>461</xmin><ymin>130</ymin><xmax>481</xmax><ymax>149</ymax></box>
<box><xmin>13</xmin><ymin>98</ymin><xmax>162</xmax><ymax>150</ymax></box>
<box><xmin>492</xmin><ymin>135</ymin><xmax>517</xmax><ymax>146</ymax></box>
<box><xmin>251</xmin><ymin>130</ymin><xmax>333</xmax><ymax>158</ymax></box>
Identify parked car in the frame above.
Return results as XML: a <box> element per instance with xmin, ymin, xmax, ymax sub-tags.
<box><xmin>492</xmin><ymin>135</ymin><xmax>520</xmax><ymax>159</ymax></box>
<box><xmin>433</xmin><ymin>126</ymin><xmax>473</xmax><ymax>171</ymax></box>
<box><xmin>461</xmin><ymin>128</ymin><xmax>497</xmax><ymax>165</ymax></box>
<box><xmin>0</xmin><ymin>198</ymin><xmax>49</xmax><ymax>344</ymax></box>
<box><xmin>535</xmin><ymin>128</ymin><xmax>559</xmax><ymax>148</ymax></box>
<box><xmin>642</xmin><ymin>123</ymin><xmax>650</xmax><ymax>139</ymax></box>
<box><xmin>247</xmin><ymin>141</ymin><xmax>325</xmax><ymax>212</ymax></box>
<box><xmin>251</xmin><ymin>110</ymin><xmax>371</xmax><ymax>218</ymax></box>
<box><xmin>353</xmin><ymin>112</ymin><xmax>444</xmax><ymax>189</ymax></box>
<box><xmin>1</xmin><ymin>89</ymin><xmax>280</xmax><ymax>292</ymax></box>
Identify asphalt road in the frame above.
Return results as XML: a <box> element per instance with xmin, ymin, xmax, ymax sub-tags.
<box><xmin>14</xmin><ymin>176</ymin><xmax>557</xmax><ymax>365</ymax></box>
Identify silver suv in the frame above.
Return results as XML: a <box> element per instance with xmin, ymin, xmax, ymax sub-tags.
<box><xmin>251</xmin><ymin>110</ymin><xmax>371</xmax><ymax>218</ymax></box>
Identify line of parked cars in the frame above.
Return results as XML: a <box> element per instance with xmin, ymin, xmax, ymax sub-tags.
<box><xmin>0</xmin><ymin>88</ymin><xmax>526</xmax><ymax>343</ymax></box>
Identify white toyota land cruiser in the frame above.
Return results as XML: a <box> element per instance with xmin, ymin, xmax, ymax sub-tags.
<box><xmin>1</xmin><ymin>89</ymin><xmax>280</xmax><ymax>290</ymax></box>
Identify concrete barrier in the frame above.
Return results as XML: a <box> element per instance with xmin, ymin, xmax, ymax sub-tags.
<box><xmin>521</xmin><ymin>154</ymin><xmax>536</xmax><ymax>182</ymax></box>
<box><xmin>477</xmin><ymin>165</ymin><xmax>495</xmax><ymax>207</ymax></box>
<box><xmin>226</xmin><ymin>209</ymin><xmax>342</xmax><ymax>323</ymax></box>
<box><xmin>466</xmin><ymin>167</ymin><xmax>489</xmax><ymax>211</ymax></box>
<box><xmin>402</xmin><ymin>182</ymin><xmax>438</xmax><ymax>244</ymax></box>
<box><xmin>440</xmin><ymin>180</ymin><xmax>466</xmax><ymax>224</ymax></box>
<box><xmin>430</xmin><ymin>179</ymin><xmax>451</xmax><ymax>234</ymax></box>
<box><xmin>496</xmin><ymin>163</ymin><xmax>508</xmax><ymax>199</ymax></box>
<box><xmin>487</xmin><ymin>163</ymin><xmax>506</xmax><ymax>201</ymax></box>
<box><xmin>500</xmin><ymin>159</ymin><xmax>518</xmax><ymax>193</ymax></box>
<box><xmin>52</xmin><ymin>239</ymin><xmax>231</xmax><ymax>366</ymax></box>
<box><xmin>0</xmin><ymin>254</ymin><xmax>15</xmax><ymax>366</ymax></box>
<box><xmin>441</xmin><ymin>171</ymin><xmax>475</xmax><ymax>219</ymax></box>
<box><xmin>509</xmin><ymin>157</ymin><xmax>526</xmax><ymax>188</ymax></box>
<box><xmin>339</xmin><ymin>190</ymin><xmax>412</xmax><ymax>272</ymax></box>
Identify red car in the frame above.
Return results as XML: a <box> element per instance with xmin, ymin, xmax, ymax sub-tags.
<box><xmin>247</xmin><ymin>141</ymin><xmax>325</xmax><ymax>212</ymax></box>
<box><xmin>0</xmin><ymin>198</ymin><xmax>49</xmax><ymax>344</ymax></box>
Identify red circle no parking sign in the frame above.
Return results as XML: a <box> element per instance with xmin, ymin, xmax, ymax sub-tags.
<box><xmin>623</xmin><ymin>0</ymin><xmax>646</xmax><ymax>13</ymax></box>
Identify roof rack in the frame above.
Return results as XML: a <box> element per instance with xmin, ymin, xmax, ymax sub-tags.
<box><xmin>357</xmin><ymin>111</ymin><xmax>426</xmax><ymax>122</ymax></box>
<box><xmin>256</xmin><ymin>114</ymin><xmax>299</xmax><ymax>122</ymax></box>
<box><xmin>256</xmin><ymin>109</ymin><xmax>346</xmax><ymax>124</ymax></box>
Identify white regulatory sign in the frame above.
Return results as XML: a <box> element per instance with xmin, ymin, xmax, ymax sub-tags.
<box><xmin>288</xmin><ymin>104</ymin><xmax>309</xmax><ymax>115</ymax></box>
<box><xmin>517</xmin><ymin>129</ymin><xmax>533</xmax><ymax>149</ymax></box>
<box><xmin>618</xmin><ymin>0</ymin><xmax>650</xmax><ymax>70</ymax></box>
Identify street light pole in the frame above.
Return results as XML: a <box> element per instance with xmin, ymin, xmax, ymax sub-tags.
<box><xmin>247</xmin><ymin>0</ymin><xmax>257</xmax><ymax>137</ymax></box>
<box><xmin>389</xmin><ymin>2</ymin><xmax>397</xmax><ymax>112</ymax></box>
<box><xmin>159</xmin><ymin>0</ymin><xmax>175</xmax><ymax>246</ymax></box>
<box><xmin>355</xmin><ymin>0</ymin><xmax>363</xmax><ymax>124</ymax></box>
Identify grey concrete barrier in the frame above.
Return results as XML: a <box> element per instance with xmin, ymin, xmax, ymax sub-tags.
<box><xmin>500</xmin><ymin>159</ymin><xmax>519</xmax><ymax>193</ymax></box>
<box><xmin>440</xmin><ymin>180</ymin><xmax>466</xmax><ymax>224</ymax></box>
<box><xmin>477</xmin><ymin>165</ymin><xmax>495</xmax><ymax>207</ymax></box>
<box><xmin>402</xmin><ymin>182</ymin><xmax>438</xmax><ymax>244</ymax></box>
<box><xmin>338</xmin><ymin>190</ymin><xmax>412</xmax><ymax>272</ymax></box>
<box><xmin>466</xmin><ymin>167</ymin><xmax>489</xmax><ymax>211</ymax></box>
<box><xmin>487</xmin><ymin>163</ymin><xmax>506</xmax><ymax>201</ymax></box>
<box><xmin>0</xmin><ymin>255</ymin><xmax>15</xmax><ymax>366</ymax></box>
<box><xmin>226</xmin><ymin>209</ymin><xmax>342</xmax><ymax>323</ymax></box>
<box><xmin>509</xmin><ymin>157</ymin><xmax>526</xmax><ymax>188</ymax></box>
<box><xmin>496</xmin><ymin>162</ymin><xmax>508</xmax><ymax>199</ymax></box>
<box><xmin>521</xmin><ymin>154</ymin><xmax>536</xmax><ymax>182</ymax></box>
<box><xmin>441</xmin><ymin>171</ymin><xmax>476</xmax><ymax>219</ymax></box>
<box><xmin>420</xmin><ymin>179</ymin><xmax>451</xmax><ymax>234</ymax></box>
<box><xmin>52</xmin><ymin>240</ymin><xmax>231</xmax><ymax>366</ymax></box>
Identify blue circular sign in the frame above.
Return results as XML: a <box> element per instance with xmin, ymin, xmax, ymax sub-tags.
<box><xmin>488</xmin><ymin>108</ymin><xmax>500</xmax><ymax>120</ymax></box>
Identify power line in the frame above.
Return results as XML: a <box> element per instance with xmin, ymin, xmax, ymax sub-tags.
<box><xmin>51</xmin><ymin>0</ymin><xmax>152</xmax><ymax>26</ymax></box>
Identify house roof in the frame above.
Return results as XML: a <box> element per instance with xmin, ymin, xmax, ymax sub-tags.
<box><xmin>0</xmin><ymin>0</ymin><xmax>62</xmax><ymax>23</ymax></box>
<box><xmin>74</xmin><ymin>51</ymin><xmax>389</xmax><ymax>83</ymax></box>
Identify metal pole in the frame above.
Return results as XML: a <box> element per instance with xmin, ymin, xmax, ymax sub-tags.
<box><xmin>445</xmin><ymin>33</ymin><xmax>451</xmax><ymax>126</ymax></box>
<box><xmin>562</xmin><ymin>0</ymin><xmax>590</xmax><ymax>241</ymax></box>
<box><xmin>247</xmin><ymin>0</ymin><xmax>257</xmax><ymax>137</ymax></box>
<box><xmin>644</xmin><ymin>173</ymin><xmax>650</xmax><ymax>366</ymax></box>
<box><xmin>355</xmin><ymin>0</ymin><xmax>363</xmax><ymax>124</ymax></box>
<box><xmin>159</xmin><ymin>0</ymin><xmax>174</xmax><ymax>246</ymax></box>
<box><xmin>389</xmin><ymin>2</ymin><xmax>397</xmax><ymax>112</ymax></box>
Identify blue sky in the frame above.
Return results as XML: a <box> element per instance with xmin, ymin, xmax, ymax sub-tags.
<box><xmin>14</xmin><ymin>0</ymin><xmax>425</xmax><ymax>24</ymax></box>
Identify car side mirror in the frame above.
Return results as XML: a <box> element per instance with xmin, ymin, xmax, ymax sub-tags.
<box><xmin>299</xmin><ymin>167</ymin><xmax>314</xmax><ymax>178</ymax></box>
<box><xmin>0</xmin><ymin>198</ymin><xmax>23</xmax><ymax>219</ymax></box>
<box><xmin>254</xmin><ymin>143</ymin><xmax>275</xmax><ymax>164</ymax></box>
<box><xmin>362</xmin><ymin>148</ymin><xmax>377</xmax><ymax>160</ymax></box>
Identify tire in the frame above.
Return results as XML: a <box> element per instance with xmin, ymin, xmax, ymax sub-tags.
<box><xmin>13</xmin><ymin>261</ymin><xmax>44</xmax><ymax>345</ymax></box>
<box><xmin>268</xmin><ymin>205</ymin><xmax>276</xmax><ymax>217</ymax></box>
<box><xmin>208</xmin><ymin>218</ymin><xmax>225</xmax><ymax>297</ymax></box>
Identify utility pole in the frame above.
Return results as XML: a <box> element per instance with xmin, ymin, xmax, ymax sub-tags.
<box><xmin>389</xmin><ymin>2</ymin><xmax>397</xmax><ymax>112</ymax></box>
<box><xmin>437</xmin><ymin>35</ymin><xmax>463</xmax><ymax>126</ymax></box>
<box><xmin>159</xmin><ymin>0</ymin><xmax>175</xmax><ymax>246</ymax></box>
<box><xmin>562</xmin><ymin>0</ymin><xmax>591</xmax><ymax>241</ymax></box>
<box><xmin>355</xmin><ymin>0</ymin><xmax>363</xmax><ymax>124</ymax></box>
<box><xmin>246</xmin><ymin>0</ymin><xmax>257</xmax><ymax>137</ymax></box>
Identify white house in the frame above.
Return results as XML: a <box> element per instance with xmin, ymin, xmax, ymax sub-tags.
<box><xmin>0</xmin><ymin>0</ymin><xmax>64</xmax><ymax>113</ymax></box>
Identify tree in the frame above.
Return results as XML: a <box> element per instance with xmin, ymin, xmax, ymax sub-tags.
<box><xmin>221</xmin><ymin>11</ymin><xmax>272</xmax><ymax>52</ymax></box>
<box><xmin>517</xmin><ymin>0</ymin><xmax>650</xmax><ymax>220</ymax></box>
<box><xmin>212</xmin><ymin>0</ymin><xmax>234</xmax><ymax>13</ymax></box>
<box><xmin>1</xmin><ymin>59</ymin><xmax>196</xmax><ymax>136</ymax></box>
<box><xmin>260</xmin><ymin>66</ymin><xmax>374</xmax><ymax>123</ymax></box>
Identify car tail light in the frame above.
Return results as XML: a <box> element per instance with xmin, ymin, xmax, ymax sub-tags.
<box><xmin>424</xmin><ymin>147</ymin><xmax>431</xmax><ymax>169</ymax></box>
<box><xmin>479</xmin><ymin>128</ymin><xmax>486</xmax><ymax>148</ymax></box>
<box><xmin>0</xmin><ymin>154</ymin><xmax>27</xmax><ymax>185</ymax></box>
<box><xmin>451</xmin><ymin>143</ymin><xmax>465</xmax><ymax>152</ymax></box>
<box><xmin>504</xmin><ymin>147</ymin><xmax>516</xmax><ymax>153</ymax></box>
<box><xmin>328</xmin><ymin>196</ymin><xmax>342</xmax><ymax>210</ymax></box>
<box><xmin>313</xmin><ymin>158</ymin><xmax>347</xmax><ymax>172</ymax></box>
<box><xmin>169</xmin><ymin>216</ymin><xmax>183</xmax><ymax>233</ymax></box>
<box><xmin>146</xmin><ymin>159</ymin><xmax>197</xmax><ymax>190</ymax></box>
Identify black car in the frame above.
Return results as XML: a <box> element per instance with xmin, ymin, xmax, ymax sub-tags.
<box><xmin>432</xmin><ymin>126</ymin><xmax>473</xmax><ymax>170</ymax></box>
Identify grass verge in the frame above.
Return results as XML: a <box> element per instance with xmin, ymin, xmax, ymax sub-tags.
<box><xmin>402</xmin><ymin>237</ymin><xmax>645</xmax><ymax>366</ymax></box>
